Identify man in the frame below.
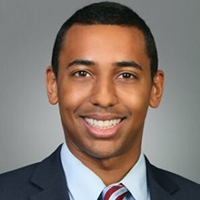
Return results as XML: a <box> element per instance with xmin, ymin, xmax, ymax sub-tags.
<box><xmin>0</xmin><ymin>1</ymin><xmax>199</xmax><ymax>200</ymax></box>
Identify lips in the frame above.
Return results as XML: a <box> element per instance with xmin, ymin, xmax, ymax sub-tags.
<box><xmin>81</xmin><ymin>115</ymin><xmax>125</xmax><ymax>138</ymax></box>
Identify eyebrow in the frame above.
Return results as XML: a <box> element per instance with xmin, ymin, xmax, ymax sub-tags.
<box><xmin>67</xmin><ymin>59</ymin><xmax>95</xmax><ymax>68</ymax></box>
<box><xmin>114</xmin><ymin>61</ymin><xmax>142</xmax><ymax>70</ymax></box>
<box><xmin>67</xmin><ymin>59</ymin><xmax>142</xmax><ymax>70</ymax></box>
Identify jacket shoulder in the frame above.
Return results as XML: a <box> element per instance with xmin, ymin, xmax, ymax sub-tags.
<box><xmin>148</xmin><ymin>162</ymin><xmax>200</xmax><ymax>199</ymax></box>
<box><xmin>0</xmin><ymin>163</ymin><xmax>41</xmax><ymax>199</ymax></box>
<box><xmin>0</xmin><ymin>145</ymin><xmax>63</xmax><ymax>200</ymax></box>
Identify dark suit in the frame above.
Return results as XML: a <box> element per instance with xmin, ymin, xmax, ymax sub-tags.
<box><xmin>0</xmin><ymin>145</ymin><xmax>200</xmax><ymax>200</ymax></box>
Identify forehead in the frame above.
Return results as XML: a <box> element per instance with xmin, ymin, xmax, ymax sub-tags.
<box><xmin>60</xmin><ymin>24</ymin><xmax>150</xmax><ymax>68</ymax></box>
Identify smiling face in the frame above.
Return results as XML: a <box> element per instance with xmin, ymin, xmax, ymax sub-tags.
<box><xmin>46</xmin><ymin>25</ymin><xmax>164</xmax><ymax>162</ymax></box>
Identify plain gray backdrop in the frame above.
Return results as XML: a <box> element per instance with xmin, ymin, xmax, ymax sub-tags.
<box><xmin>0</xmin><ymin>0</ymin><xmax>200</xmax><ymax>184</ymax></box>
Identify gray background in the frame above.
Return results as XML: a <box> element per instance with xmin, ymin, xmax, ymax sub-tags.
<box><xmin>0</xmin><ymin>0</ymin><xmax>200</xmax><ymax>184</ymax></box>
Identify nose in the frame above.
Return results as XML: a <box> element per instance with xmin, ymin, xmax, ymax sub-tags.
<box><xmin>89</xmin><ymin>77</ymin><xmax>118</xmax><ymax>108</ymax></box>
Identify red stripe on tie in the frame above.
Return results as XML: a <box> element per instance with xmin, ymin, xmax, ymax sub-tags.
<box><xmin>104</xmin><ymin>185</ymin><xmax>123</xmax><ymax>200</ymax></box>
<box><xmin>116</xmin><ymin>191</ymin><xmax>128</xmax><ymax>200</ymax></box>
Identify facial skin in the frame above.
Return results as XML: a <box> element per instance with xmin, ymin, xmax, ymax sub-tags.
<box><xmin>46</xmin><ymin>25</ymin><xmax>164</xmax><ymax>184</ymax></box>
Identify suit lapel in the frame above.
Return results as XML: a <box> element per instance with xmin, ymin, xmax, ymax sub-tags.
<box><xmin>29</xmin><ymin>145</ymin><xmax>70</xmax><ymax>200</ymax></box>
<box><xmin>28</xmin><ymin>146</ymin><xmax>181</xmax><ymax>200</ymax></box>
<box><xmin>146</xmin><ymin>157</ymin><xmax>179</xmax><ymax>200</ymax></box>
<box><xmin>29</xmin><ymin>181</ymin><xmax>69</xmax><ymax>200</ymax></box>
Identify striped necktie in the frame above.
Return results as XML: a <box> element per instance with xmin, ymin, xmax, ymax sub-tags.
<box><xmin>101</xmin><ymin>183</ymin><xmax>129</xmax><ymax>200</ymax></box>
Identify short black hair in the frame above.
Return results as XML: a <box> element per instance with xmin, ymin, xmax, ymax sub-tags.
<box><xmin>51</xmin><ymin>1</ymin><xmax>158</xmax><ymax>78</ymax></box>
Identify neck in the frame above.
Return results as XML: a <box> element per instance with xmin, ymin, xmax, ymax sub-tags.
<box><xmin>89</xmin><ymin>150</ymin><xmax>141</xmax><ymax>186</ymax></box>
<box><xmin>67</xmin><ymin>141</ymin><xmax>141</xmax><ymax>186</ymax></box>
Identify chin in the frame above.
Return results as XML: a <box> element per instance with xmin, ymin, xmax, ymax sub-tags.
<box><xmin>83</xmin><ymin>144</ymin><xmax>123</xmax><ymax>159</ymax></box>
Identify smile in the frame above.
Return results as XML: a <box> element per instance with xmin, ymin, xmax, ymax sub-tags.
<box><xmin>83</xmin><ymin>117</ymin><xmax>122</xmax><ymax>129</ymax></box>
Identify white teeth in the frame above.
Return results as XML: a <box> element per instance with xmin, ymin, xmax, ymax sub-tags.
<box><xmin>84</xmin><ymin>118</ymin><xmax>122</xmax><ymax>129</ymax></box>
<box><xmin>98</xmin><ymin>120</ymin><xmax>103</xmax><ymax>127</ymax></box>
<box><xmin>104</xmin><ymin>120</ymin><xmax>109</xmax><ymax>127</ymax></box>
<box><xmin>94</xmin><ymin>120</ymin><xmax>98</xmax><ymax>126</ymax></box>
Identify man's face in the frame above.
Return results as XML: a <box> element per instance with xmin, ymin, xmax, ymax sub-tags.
<box><xmin>46</xmin><ymin>25</ymin><xmax>163</xmax><ymax>160</ymax></box>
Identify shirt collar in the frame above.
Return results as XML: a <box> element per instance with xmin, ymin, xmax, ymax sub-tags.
<box><xmin>61</xmin><ymin>143</ymin><xmax>104</xmax><ymax>200</ymax></box>
<box><xmin>61</xmin><ymin>143</ymin><xmax>148</xmax><ymax>200</ymax></box>
<box><xmin>120</xmin><ymin>152</ymin><xmax>148</xmax><ymax>200</ymax></box>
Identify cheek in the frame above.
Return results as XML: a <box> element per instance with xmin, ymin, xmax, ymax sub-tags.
<box><xmin>58</xmin><ymin>81</ymin><xmax>91</xmax><ymax>111</ymax></box>
<box><xmin>118</xmin><ymin>85</ymin><xmax>151</xmax><ymax>111</ymax></box>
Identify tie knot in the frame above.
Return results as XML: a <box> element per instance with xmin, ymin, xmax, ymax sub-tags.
<box><xmin>101</xmin><ymin>183</ymin><xmax>129</xmax><ymax>200</ymax></box>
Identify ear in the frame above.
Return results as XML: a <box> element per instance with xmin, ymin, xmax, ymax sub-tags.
<box><xmin>149</xmin><ymin>70</ymin><xmax>164</xmax><ymax>108</ymax></box>
<box><xmin>45</xmin><ymin>66</ymin><xmax>58</xmax><ymax>105</ymax></box>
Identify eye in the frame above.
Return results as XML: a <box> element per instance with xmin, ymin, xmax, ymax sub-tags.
<box><xmin>118</xmin><ymin>72</ymin><xmax>135</xmax><ymax>79</ymax></box>
<box><xmin>73</xmin><ymin>71</ymin><xmax>91</xmax><ymax>77</ymax></box>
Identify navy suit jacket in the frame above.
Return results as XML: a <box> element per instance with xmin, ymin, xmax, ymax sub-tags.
<box><xmin>0</xmin><ymin>145</ymin><xmax>200</xmax><ymax>200</ymax></box>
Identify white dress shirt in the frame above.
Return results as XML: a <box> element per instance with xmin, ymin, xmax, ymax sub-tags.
<box><xmin>61</xmin><ymin>143</ymin><xmax>151</xmax><ymax>200</ymax></box>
